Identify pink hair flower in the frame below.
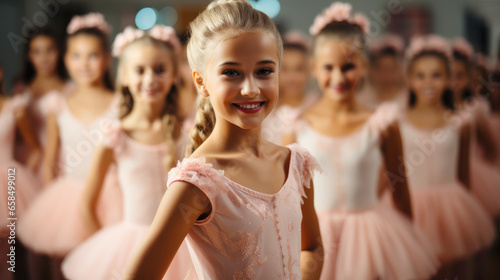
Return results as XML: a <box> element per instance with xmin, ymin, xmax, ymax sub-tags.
<box><xmin>451</xmin><ymin>38</ymin><xmax>474</xmax><ymax>62</ymax></box>
<box><xmin>67</xmin><ymin>13</ymin><xmax>111</xmax><ymax>35</ymax></box>
<box><xmin>405</xmin><ymin>34</ymin><xmax>452</xmax><ymax>62</ymax></box>
<box><xmin>309</xmin><ymin>2</ymin><xmax>370</xmax><ymax>35</ymax></box>
<box><xmin>112</xmin><ymin>26</ymin><xmax>146</xmax><ymax>57</ymax></box>
<box><xmin>148</xmin><ymin>25</ymin><xmax>182</xmax><ymax>53</ymax></box>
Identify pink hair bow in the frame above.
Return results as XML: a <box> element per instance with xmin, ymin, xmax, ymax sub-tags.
<box><xmin>405</xmin><ymin>35</ymin><xmax>452</xmax><ymax>61</ymax></box>
<box><xmin>112</xmin><ymin>25</ymin><xmax>181</xmax><ymax>57</ymax></box>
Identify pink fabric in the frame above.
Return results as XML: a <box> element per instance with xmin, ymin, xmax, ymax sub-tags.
<box><xmin>461</xmin><ymin>98</ymin><xmax>500</xmax><ymax>216</ymax></box>
<box><xmin>17</xmin><ymin>95</ymin><xmax>122</xmax><ymax>256</ymax></box>
<box><xmin>0</xmin><ymin>94</ymin><xmax>40</xmax><ymax>237</ymax></box>
<box><xmin>295</xmin><ymin>103</ymin><xmax>438</xmax><ymax>279</ymax></box>
<box><xmin>166</xmin><ymin>144</ymin><xmax>319</xmax><ymax>279</ymax></box>
<box><xmin>62</xmin><ymin>126</ymin><xmax>194</xmax><ymax>279</ymax></box>
<box><xmin>399</xmin><ymin>119</ymin><xmax>495</xmax><ymax>262</ymax></box>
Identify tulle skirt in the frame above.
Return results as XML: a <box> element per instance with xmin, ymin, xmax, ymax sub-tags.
<box><xmin>62</xmin><ymin>222</ymin><xmax>196</xmax><ymax>280</ymax></box>
<box><xmin>470</xmin><ymin>153</ymin><xmax>500</xmax><ymax>216</ymax></box>
<box><xmin>0</xmin><ymin>161</ymin><xmax>40</xmax><ymax>237</ymax></box>
<box><xmin>317</xmin><ymin>203</ymin><xmax>439</xmax><ymax>280</ymax></box>
<box><xmin>17</xmin><ymin>173</ymin><xmax>122</xmax><ymax>257</ymax></box>
<box><xmin>409</xmin><ymin>183</ymin><xmax>495</xmax><ymax>263</ymax></box>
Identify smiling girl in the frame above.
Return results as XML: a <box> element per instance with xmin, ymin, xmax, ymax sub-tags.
<box><xmin>17</xmin><ymin>13</ymin><xmax>122</xmax><ymax>278</ymax></box>
<box><xmin>123</xmin><ymin>1</ymin><xmax>323</xmax><ymax>279</ymax></box>
<box><xmin>286</xmin><ymin>2</ymin><xmax>439</xmax><ymax>279</ymax></box>
<box><xmin>61</xmin><ymin>25</ymin><xmax>194</xmax><ymax>280</ymax></box>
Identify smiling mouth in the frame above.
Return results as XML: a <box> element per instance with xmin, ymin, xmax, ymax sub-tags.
<box><xmin>232</xmin><ymin>101</ymin><xmax>266</xmax><ymax>113</ymax></box>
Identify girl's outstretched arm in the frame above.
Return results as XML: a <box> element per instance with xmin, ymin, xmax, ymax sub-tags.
<box><xmin>42</xmin><ymin>113</ymin><xmax>59</xmax><ymax>186</ymax></box>
<box><xmin>15</xmin><ymin>107</ymin><xmax>42</xmax><ymax>172</ymax></box>
<box><xmin>79</xmin><ymin>144</ymin><xmax>114</xmax><ymax>234</ymax></box>
<box><xmin>382</xmin><ymin>122</ymin><xmax>413</xmax><ymax>220</ymax></box>
<box><xmin>123</xmin><ymin>181</ymin><xmax>210</xmax><ymax>280</ymax></box>
<box><xmin>300</xmin><ymin>180</ymin><xmax>323</xmax><ymax>280</ymax></box>
<box><xmin>458</xmin><ymin>123</ymin><xmax>471</xmax><ymax>189</ymax></box>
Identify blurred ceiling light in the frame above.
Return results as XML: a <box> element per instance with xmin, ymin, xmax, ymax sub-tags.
<box><xmin>135</xmin><ymin>7</ymin><xmax>157</xmax><ymax>30</ymax></box>
<box><xmin>250</xmin><ymin>0</ymin><xmax>281</xmax><ymax>19</ymax></box>
<box><xmin>158</xmin><ymin>6</ymin><xmax>178</xmax><ymax>27</ymax></box>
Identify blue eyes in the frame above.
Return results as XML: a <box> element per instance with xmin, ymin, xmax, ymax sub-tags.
<box><xmin>221</xmin><ymin>68</ymin><xmax>274</xmax><ymax>77</ymax></box>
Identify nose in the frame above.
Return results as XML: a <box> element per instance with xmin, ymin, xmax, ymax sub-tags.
<box><xmin>241</xmin><ymin>76</ymin><xmax>260</xmax><ymax>98</ymax></box>
<box><xmin>331</xmin><ymin>68</ymin><xmax>345</xmax><ymax>85</ymax></box>
<box><xmin>143</xmin><ymin>69</ymin><xmax>156</xmax><ymax>87</ymax></box>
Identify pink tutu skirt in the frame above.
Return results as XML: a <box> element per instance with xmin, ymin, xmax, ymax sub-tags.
<box><xmin>0</xmin><ymin>162</ymin><xmax>40</xmax><ymax>237</ymax></box>
<box><xmin>62</xmin><ymin>222</ymin><xmax>196</xmax><ymax>280</ymax></box>
<box><xmin>470</xmin><ymin>154</ymin><xmax>500</xmax><ymax>216</ymax></box>
<box><xmin>17</xmin><ymin>173</ymin><xmax>122</xmax><ymax>257</ymax></box>
<box><xmin>317</xmin><ymin>203</ymin><xmax>439</xmax><ymax>280</ymax></box>
<box><xmin>410</xmin><ymin>183</ymin><xmax>495</xmax><ymax>263</ymax></box>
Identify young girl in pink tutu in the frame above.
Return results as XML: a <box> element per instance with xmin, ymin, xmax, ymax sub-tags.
<box><xmin>61</xmin><ymin>24</ymin><xmax>194</xmax><ymax>280</ymax></box>
<box><xmin>400</xmin><ymin>35</ymin><xmax>495</xmax><ymax>276</ymax></box>
<box><xmin>261</xmin><ymin>31</ymin><xmax>318</xmax><ymax>145</ymax></box>
<box><xmin>13</xmin><ymin>27</ymin><xmax>69</xmax><ymax>173</ymax></box>
<box><xmin>450</xmin><ymin>38</ymin><xmax>500</xmax><ymax>217</ymax></box>
<box><xmin>17</xmin><ymin>12</ymin><xmax>122</xmax><ymax>278</ymax></box>
<box><xmin>286</xmin><ymin>3</ymin><xmax>439</xmax><ymax>279</ymax></box>
<box><xmin>123</xmin><ymin>1</ymin><xmax>323</xmax><ymax>279</ymax></box>
<box><xmin>0</xmin><ymin>63</ymin><xmax>41</xmax><ymax>280</ymax></box>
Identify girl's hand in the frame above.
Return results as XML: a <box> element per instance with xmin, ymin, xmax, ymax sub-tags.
<box><xmin>123</xmin><ymin>181</ymin><xmax>210</xmax><ymax>280</ymax></box>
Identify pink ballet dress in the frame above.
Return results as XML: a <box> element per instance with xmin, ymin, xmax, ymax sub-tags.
<box><xmin>399</xmin><ymin>116</ymin><xmax>495</xmax><ymax>263</ymax></box>
<box><xmin>17</xmin><ymin>92</ymin><xmax>122</xmax><ymax>257</ymax></box>
<box><xmin>460</xmin><ymin>97</ymin><xmax>500</xmax><ymax>216</ymax></box>
<box><xmin>296</xmin><ymin>103</ymin><xmax>439</xmax><ymax>280</ymax></box>
<box><xmin>62</xmin><ymin>123</ymin><xmax>195</xmax><ymax>279</ymax></box>
<box><xmin>167</xmin><ymin>144</ymin><xmax>319</xmax><ymax>279</ymax></box>
<box><xmin>262</xmin><ymin>93</ymin><xmax>319</xmax><ymax>145</ymax></box>
<box><xmin>14</xmin><ymin>83</ymin><xmax>75</xmax><ymax>172</ymax></box>
<box><xmin>0</xmin><ymin>94</ymin><xmax>40</xmax><ymax>237</ymax></box>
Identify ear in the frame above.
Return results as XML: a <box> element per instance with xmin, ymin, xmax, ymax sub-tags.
<box><xmin>193</xmin><ymin>71</ymin><xmax>209</xmax><ymax>97</ymax></box>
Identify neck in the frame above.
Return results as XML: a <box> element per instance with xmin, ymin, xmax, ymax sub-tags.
<box><xmin>412</xmin><ymin>99</ymin><xmax>445</xmax><ymax>113</ymax></box>
<box><xmin>209</xmin><ymin>120</ymin><xmax>263</xmax><ymax>156</ymax></box>
<box><xmin>129</xmin><ymin>99</ymin><xmax>165</xmax><ymax>124</ymax></box>
<box><xmin>76</xmin><ymin>82</ymin><xmax>108</xmax><ymax>95</ymax></box>
<box><xmin>319</xmin><ymin>93</ymin><xmax>357</xmax><ymax>115</ymax></box>
<box><xmin>33</xmin><ymin>72</ymin><xmax>60</xmax><ymax>82</ymax></box>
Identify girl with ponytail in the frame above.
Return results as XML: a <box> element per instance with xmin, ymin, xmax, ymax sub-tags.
<box><xmin>124</xmin><ymin>1</ymin><xmax>323</xmax><ymax>279</ymax></box>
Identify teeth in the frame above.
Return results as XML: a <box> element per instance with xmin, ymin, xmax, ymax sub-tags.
<box><xmin>236</xmin><ymin>103</ymin><xmax>262</xmax><ymax>109</ymax></box>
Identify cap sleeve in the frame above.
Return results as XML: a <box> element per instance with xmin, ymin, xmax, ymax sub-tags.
<box><xmin>287</xmin><ymin>144</ymin><xmax>322</xmax><ymax>204</ymax></box>
<box><xmin>167</xmin><ymin>157</ymin><xmax>225</xmax><ymax>223</ymax></box>
<box><xmin>369</xmin><ymin>102</ymin><xmax>401</xmax><ymax>133</ymax></box>
<box><xmin>39</xmin><ymin>91</ymin><xmax>65</xmax><ymax>116</ymax></box>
